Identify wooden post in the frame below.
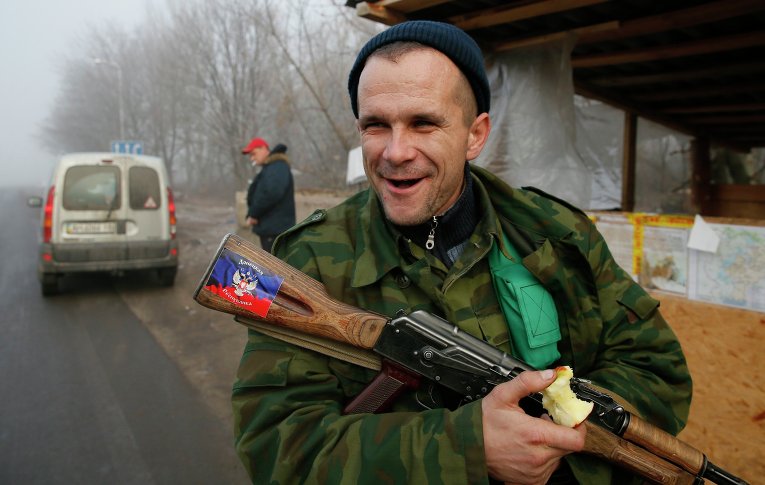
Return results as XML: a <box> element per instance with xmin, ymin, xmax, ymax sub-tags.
<box><xmin>690</xmin><ymin>137</ymin><xmax>711</xmax><ymax>215</ymax></box>
<box><xmin>621</xmin><ymin>112</ymin><xmax>637</xmax><ymax>212</ymax></box>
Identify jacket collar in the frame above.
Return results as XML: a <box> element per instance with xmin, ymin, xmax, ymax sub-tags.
<box><xmin>349</xmin><ymin>166</ymin><xmax>496</xmax><ymax>287</ymax></box>
<box><xmin>263</xmin><ymin>153</ymin><xmax>290</xmax><ymax>166</ymax></box>
<box><xmin>348</xmin><ymin>164</ymin><xmax>578</xmax><ymax>288</ymax></box>
<box><xmin>471</xmin><ymin>165</ymin><xmax>574</xmax><ymax>243</ymax></box>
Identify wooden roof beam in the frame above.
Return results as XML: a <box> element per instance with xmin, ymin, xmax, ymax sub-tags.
<box><xmin>578</xmin><ymin>0</ymin><xmax>765</xmax><ymax>45</ymax></box>
<box><xmin>585</xmin><ymin>61</ymin><xmax>765</xmax><ymax>87</ymax></box>
<box><xmin>573</xmin><ymin>31</ymin><xmax>765</xmax><ymax>68</ymax></box>
<box><xmin>492</xmin><ymin>21</ymin><xmax>617</xmax><ymax>52</ymax></box>
<box><xmin>687</xmin><ymin>114</ymin><xmax>765</xmax><ymax>125</ymax></box>
<box><xmin>632</xmin><ymin>82</ymin><xmax>765</xmax><ymax>102</ymax></box>
<box><xmin>491</xmin><ymin>0</ymin><xmax>765</xmax><ymax>53</ymax></box>
<box><xmin>703</xmin><ymin>125</ymin><xmax>765</xmax><ymax>133</ymax></box>
<box><xmin>575</xmin><ymin>81</ymin><xmax>752</xmax><ymax>152</ymax></box>
<box><xmin>449</xmin><ymin>0</ymin><xmax>609</xmax><ymax>32</ymax></box>
<box><xmin>355</xmin><ymin>0</ymin><xmax>452</xmax><ymax>25</ymax></box>
<box><xmin>574</xmin><ymin>81</ymin><xmax>693</xmax><ymax>136</ymax></box>
<box><xmin>663</xmin><ymin>103</ymin><xmax>765</xmax><ymax>114</ymax></box>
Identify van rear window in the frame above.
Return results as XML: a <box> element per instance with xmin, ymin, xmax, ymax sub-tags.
<box><xmin>129</xmin><ymin>166</ymin><xmax>162</xmax><ymax>210</ymax></box>
<box><xmin>63</xmin><ymin>166</ymin><xmax>121</xmax><ymax>211</ymax></box>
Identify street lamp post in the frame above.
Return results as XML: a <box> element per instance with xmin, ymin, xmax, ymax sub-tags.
<box><xmin>92</xmin><ymin>57</ymin><xmax>124</xmax><ymax>140</ymax></box>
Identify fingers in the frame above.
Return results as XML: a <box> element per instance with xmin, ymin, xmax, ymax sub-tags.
<box><xmin>538</xmin><ymin>416</ymin><xmax>587</xmax><ymax>453</ymax></box>
<box><xmin>482</xmin><ymin>370</ymin><xmax>587</xmax><ymax>482</ymax></box>
<box><xmin>568</xmin><ymin>421</ymin><xmax>587</xmax><ymax>451</ymax></box>
<box><xmin>491</xmin><ymin>369</ymin><xmax>557</xmax><ymax>406</ymax></box>
<box><xmin>486</xmin><ymin>370</ymin><xmax>587</xmax><ymax>453</ymax></box>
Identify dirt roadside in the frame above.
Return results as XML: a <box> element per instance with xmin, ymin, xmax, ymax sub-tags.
<box><xmin>117</xmin><ymin>190</ymin><xmax>763</xmax><ymax>484</ymax></box>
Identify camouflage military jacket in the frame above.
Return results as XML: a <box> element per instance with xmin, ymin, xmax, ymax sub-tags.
<box><xmin>232</xmin><ymin>164</ymin><xmax>692</xmax><ymax>484</ymax></box>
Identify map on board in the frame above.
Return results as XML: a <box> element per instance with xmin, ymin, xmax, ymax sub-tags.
<box><xmin>639</xmin><ymin>225</ymin><xmax>689</xmax><ymax>294</ymax></box>
<box><xmin>688</xmin><ymin>223</ymin><xmax>765</xmax><ymax>312</ymax></box>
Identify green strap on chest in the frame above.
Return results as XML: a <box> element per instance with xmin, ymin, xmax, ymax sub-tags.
<box><xmin>488</xmin><ymin>232</ymin><xmax>561</xmax><ymax>369</ymax></box>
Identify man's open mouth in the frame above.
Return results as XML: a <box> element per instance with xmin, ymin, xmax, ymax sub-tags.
<box><xmin>389</xmin><ymin>178</ymin><xmax>421</xmax><ymax>188</ymax></box>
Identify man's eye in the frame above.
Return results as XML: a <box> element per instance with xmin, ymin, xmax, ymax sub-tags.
<box><xmin>413</xmin><ymin>120</ymin><xmax>435</xmax><ymax>128</ymax></box>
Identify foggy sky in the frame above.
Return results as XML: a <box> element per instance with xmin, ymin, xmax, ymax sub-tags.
<box><xmin>0</xmin><ymin>0</ymin><xmax>158</xmax><ymax>189</ymax></box>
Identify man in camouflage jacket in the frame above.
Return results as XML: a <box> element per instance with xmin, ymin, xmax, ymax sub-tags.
<box><xmin>232</xmin><ymin>20</ymin><xmax>691</xmax><ymax>484</ymax></box>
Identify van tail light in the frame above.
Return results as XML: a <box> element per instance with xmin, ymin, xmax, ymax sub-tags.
<box><xmin>43</xmin><ymin>185</ymin><xmax>55</xmax><ymax>243</ymax></box>
<box><xmin>167</xmin><ymin>187</ymin><xmax>177</xmax><ymax>240</ymax></box>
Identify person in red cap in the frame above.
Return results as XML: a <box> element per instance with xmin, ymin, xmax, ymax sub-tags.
<box><xmin>241</xmin><ymin>137</ymin><xmax>296</xmax><ymax>252</ymax></box>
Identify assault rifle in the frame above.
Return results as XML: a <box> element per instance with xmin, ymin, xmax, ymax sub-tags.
<box><xmin>194</xmin><ymin>234</ymin><xmax>748</xmax><ymax>485</ymax></box>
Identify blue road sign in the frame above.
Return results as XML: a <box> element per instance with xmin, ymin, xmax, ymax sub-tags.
<box><xmin>111</xmin><ymin>140</ymin><xmax>144</xmax><ymax>154</ymax></box>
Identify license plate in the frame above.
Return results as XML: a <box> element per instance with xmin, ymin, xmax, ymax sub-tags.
<box><xmin>66</xmin><ymin>222</ymin><xmax>117</xmax><ymax>234</ymax></box>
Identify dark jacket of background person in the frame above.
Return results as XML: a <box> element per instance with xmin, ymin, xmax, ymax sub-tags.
<box><xmin>246</xmin><ymin>144</ymin><xmax>296</xmax><ymax>238</ymax></box>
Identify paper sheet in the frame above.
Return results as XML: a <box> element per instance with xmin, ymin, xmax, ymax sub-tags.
<box><xmin>687</xmin><ymin>214</ymin><xmax>720</xmax><ymax>253</ymax></box>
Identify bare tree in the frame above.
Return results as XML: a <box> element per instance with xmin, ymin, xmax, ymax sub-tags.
<box><xmin>250</xmin><ymin>0</ymin><xmax>380</xmax><ymax>186</ymax></box>
<box><xmin>166</xmin><ymin>0</ymin><xmax>280</xmax><ymax>191</ymax></box>
<box><xmin>41</xmin><ymin>0</ymin><xmax>380</xmax><ymax>194</ymax></box>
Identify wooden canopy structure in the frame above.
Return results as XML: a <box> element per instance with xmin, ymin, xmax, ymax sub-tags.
<box><xmin>345</xmin><ymin>0</ymin><xmax>765</xmax><ymax>217</ymax></box>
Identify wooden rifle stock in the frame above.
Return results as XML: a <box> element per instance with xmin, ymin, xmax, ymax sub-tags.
<box><xmin>193</xmin><ymin>233</ymin><xmax>747</xmax><ymax>485</ymax></box>
<box><xmin>194</xmin><ymin>233</ymin><xmax>387</xmax><ymax>350</ymax></box>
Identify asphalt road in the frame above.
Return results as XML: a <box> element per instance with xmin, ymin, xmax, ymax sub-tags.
<box><xmin>0</xmin><ymin>187</ymin><xmax>249</xmax><ymax>484</ymax></box>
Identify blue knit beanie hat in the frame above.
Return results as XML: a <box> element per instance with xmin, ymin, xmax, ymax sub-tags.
<box><xmin>348</xmin><ymin>20</ymin><xmax>490</xmax><ymax>119</ymax></box>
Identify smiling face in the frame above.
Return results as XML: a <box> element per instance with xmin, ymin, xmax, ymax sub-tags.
<box><xmin>356</xmin><ymin>47</ymin><xmax>490</xmax><ymax>226</ymax></box>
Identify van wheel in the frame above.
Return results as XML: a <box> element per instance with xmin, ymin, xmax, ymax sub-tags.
<box><xmin>157</xmin><ymin>267</ymin><xmax>177</xmax><ymax>287</ymax></box>
<box><xmin>41</xmin><ymin>273</ymin><xmax>60</xmax><ymax>296</ymax></box>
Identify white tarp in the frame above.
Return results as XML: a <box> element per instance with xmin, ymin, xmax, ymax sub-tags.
<box><xmin>346</xmin><ymin>145</ymin><xmax>366</xmax><ymax>185</ymax></box>
<box><xmin>474</xmin><ymin>37</ymin><xmax>621</xmax><ymax>210</ymax></box>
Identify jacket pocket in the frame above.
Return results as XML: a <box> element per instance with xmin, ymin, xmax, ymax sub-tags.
<box><xmin>506</xmin><ymin>279</ymin><xmax>562</xmax><ymax>349</ymax></box>
<box><xmin>616</xmin><ymin>282</ymin><xmax>659</xmax><ymax>324</ymax></box>
<box><xmin>492</xmin><ymin>271</ymin><xmax>561</xmax><ymax>369</ymax></box>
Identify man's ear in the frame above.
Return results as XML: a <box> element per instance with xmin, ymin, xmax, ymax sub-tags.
<box><xmin>466</xmin><ymin>113</ymin><xmax>491</xmax><ymax>161</ymax></box>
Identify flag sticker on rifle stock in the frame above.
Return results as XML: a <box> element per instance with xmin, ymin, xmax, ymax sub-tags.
<box><xmin>203</xmin><ymin>247</ymin><xmax>284</xmax><ymax>317</ymax></box>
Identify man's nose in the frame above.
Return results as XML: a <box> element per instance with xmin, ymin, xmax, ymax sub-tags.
<box><xmin>382</xmin><ymin>128</ymin><xmax>416</xmax><ymax>165</ymax></box>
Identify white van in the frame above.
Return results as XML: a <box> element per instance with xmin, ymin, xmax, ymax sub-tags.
<box><xmin>34</xmin><ymin>152</ymin><xmax>178</xmax><ymax>295</ymax></box>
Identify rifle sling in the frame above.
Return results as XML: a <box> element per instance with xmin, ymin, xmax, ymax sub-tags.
<box><xmin>235</xmin><ymin>316</ymin><xmax>383</xmax><ymax>371</ymax></box>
